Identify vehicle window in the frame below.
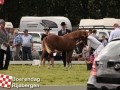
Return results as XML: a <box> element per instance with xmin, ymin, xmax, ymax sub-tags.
<box><xmin>32</xmin><ymin>33</ymin><xmax>41</xmax><ymax>43</ymax></box>
<box><xmin>41</xmin><ymin>20</ymin><xmax>58</xmax><ymax>28</ymax></box>
<box><xmin>97</xmin><ymin>41</ymin><xmax>120</xmax><ymax>59</ymax></box>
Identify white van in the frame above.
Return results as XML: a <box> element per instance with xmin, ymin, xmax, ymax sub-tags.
<box><xmin>79</xmin><ymin>18</ymin><xmax>120</xmax><ymax>39</ymax></box>
<box><xmin>19</xmin><ymin>16</ymin><xmax>72</xmax><ymax>35</ymax></box>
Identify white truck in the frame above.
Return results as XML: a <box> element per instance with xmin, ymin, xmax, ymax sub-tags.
<box><xmin>19</xmin><ymin>16</ymin><xmax>72</xmax><ymax>35</ymax></box>
<box><xmin>79</xmin><ymin>18</ymin><xmax>120</xmax><ymax>39</ymax></box>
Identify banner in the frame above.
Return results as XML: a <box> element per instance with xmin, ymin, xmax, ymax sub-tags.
<box><xmin>0</xmin><ymin>0</ymin><xmax>4</xmax><ymax>5</ymax></box>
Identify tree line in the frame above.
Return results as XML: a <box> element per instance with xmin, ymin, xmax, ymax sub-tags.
<box><xmin>0</xmin><ymin>0</ymin><xmax>120</xmax><ymax>27</ymax></box>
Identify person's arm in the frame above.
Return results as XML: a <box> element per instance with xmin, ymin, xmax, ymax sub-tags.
<box><xmin>66</xmin><ymin>29</ymin><xmax>71</xmax><ymax>33</ymax></box>
<box><xmin>30</xmin><ymin>35</ymin><xmax>34</xmax><ymax>50</ymax></box>
<box><xmin>0</xmin><ymin>36</ymin><xmax>9</xmax><ymax>47</ymax></box>
<box><xmin>0</xmin><ymin>32</ymin><xmax>7</xmax><ymax>44</ymax></box>
<box><xmin>31</xmin><ymin>42</ymin><xmax>34</xmax><ymax>50</ymax></box>
<box><xmin>108</xmin><ymin>31</ymin><xmax>113</xmax><ymax>42</ymax></box>
<box><xmin>85</xmin><ymin>39</ymin><xmax>91</xmax><ymax>52</ymax></box>
<box><xmin>0</xmin><ymin>37</ymin><xmax>5</xmax><ymax>44</ymax></box>
<box><xmin>58</xmin><ymin>31</ymin><xmax>61</xmax><ymax>36</ymax></box>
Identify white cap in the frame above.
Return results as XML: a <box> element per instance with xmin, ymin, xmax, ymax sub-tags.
<box><xmin>5</xmin><ymin>22</ymin><xmax>13</xmax><ymax>28</ymax></box>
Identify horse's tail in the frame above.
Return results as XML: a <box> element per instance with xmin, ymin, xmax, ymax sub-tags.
<box><xmin>42</xmin><ymin>37</ymin><xmax>52</xmax><ymax>53</ymax></box>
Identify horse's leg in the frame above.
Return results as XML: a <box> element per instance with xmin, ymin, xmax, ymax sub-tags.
<box><xmin>51</xmin><ymin>58</ymin><xmax>54</xmax><ymax>67</ymax></box>
<box><xmin>62</xmin><ymin>51</ymin><xmax>67</xmax><ymax>67</ymax></box>
<box><xmin>39</xmin><ymin>51</ymin><xmax>44</xmax><ymax>67</ymax></box>
<box><xmin>66</xmin><ymin>50</ymin><xmax>73</xmax><ymax>69</ymax></box>
<box><xmin>40</xmin><ymin>50</ymin><xmax>47</xmax><ymax>67</ymax></box>
<box><xmin>47</xmin><ymin>56</ymin><xmax>50</xmax><ymax>69</ymax></box>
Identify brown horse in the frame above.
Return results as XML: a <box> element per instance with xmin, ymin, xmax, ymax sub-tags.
<box><xmin>41</xmin><ymin>30</ymin><xmax>88</xmax><ymax>69</ymax></box>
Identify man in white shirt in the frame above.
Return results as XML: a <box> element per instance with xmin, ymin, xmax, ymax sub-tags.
<box><xmin>22</xmin><ymin>29</ymin><xmax>33</xmax><ymax>60</ymax></box>
<box><xmin>108</xmin><ymin>23</ymin><xmax>120</xmax><ymax>42</ymax></box>
<box><xmin>86</xmin><ymin>35</ymin><xmax>104</xmax><ymax>58</ymax></box>
<box><xmin>91</xmin><ymin>29</ymin><xmax>99</xmax><ymax>40</ymax></box>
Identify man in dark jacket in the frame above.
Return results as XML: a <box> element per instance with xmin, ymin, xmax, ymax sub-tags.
<box><xmin>0</xmin><ymin>19</ymin><xmax>11</xmax><ymax>70</ymax></box>
<box><xmin>58</xmin><ymin>22</ymin><xmax>71</xmax><ymax>67</ymax></box>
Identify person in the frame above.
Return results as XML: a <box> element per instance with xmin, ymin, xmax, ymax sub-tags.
<box><xmin>12</xmin><ymin>30</ymin><xmax>23</xmax><ymax>60</ymax></box>
<box><xmin>40</xmin><ymin>27</ymin><xmax>54</xmax><ymax>68</ymax></box>
<box><xmin>108</xmin><ymin>23</ymin><xmax>120</xmax><ymax>42</ymax></box>
<box><xmin>86</xmin><ymin>35</ymin><xmax>104</xmax><ymax>58</ymax></box>
<box><xmin>0</xmin><ymin>19</ymin><xmax>11</xmax><ymax>70</ymax></box>
<box><xmin>58</xmin><ymin>22</ymin><xmax>71</xmax><ymax>67</ymax></box>
<box><xmin>7</xmin><ymin>28</ymin><xmax>15</xmax><ymax>60</ymax></box>
<box><xmin>21</xmin><ymin>29</ymin><xmax>33</xmax><ymax>60</ymax></box>
<box><xmin>91</xmin><ymin>29</ymin><xmax>99</xmax><ymax>40</ymax></box>
<box><xmin>88</xmin><ymin>29</ymin><xmax>93</xmax><ymax>35</ymax></box>
<box><xmin>101</xmin><ymin>35</ymin><xmax>108</xmax><ymax>46</ymax></box>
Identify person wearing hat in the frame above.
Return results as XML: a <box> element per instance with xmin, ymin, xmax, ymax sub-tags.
<box><xmin>0</xmin><ymin>19</ymin><xmax>11</xmax><ymax>70</ymax></box>
<box><xmin>40</xmin><ymin>27</ymin><xmax>54</xmax><ymax>68</ymax></box>
<box><xmin>41</xmin><ymin>27</ymin><xmax>51</xmax><ymax>41</ymax></box>
<box><xmin>58</xmin><ymin>22</ymin><xmax>71</xmax><ymax>67</ymax></box>
<box><xmin>21</xmin><ymin>29</ymin><xmax>33</xmax><ymax>60</ymax></box>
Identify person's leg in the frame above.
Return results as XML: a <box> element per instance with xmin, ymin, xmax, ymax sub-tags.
<box><xmin>0</xmin><ymin>49</ymin><xmax>5</xmax><ymax>70</ymax></box>
<box><xmin>41</xmin><ymin>51</ymin><xmax>48</xmax><ymax>66</ymax></box>
<box><xmin>14</xmin><ymin>46</ymin><xmax>21</xmax><ymax>60</ymax></box>
<box><xmin>27</xmin><ymin>47</ymin><xmax>33</xmax><ymax>60</ymax></box>
<box><xmin>40</xmin><ymin>51</ymin><xmax>44</xmax><ymax>66</ymax></box>
<box><xmin>4</xmin><ymin>47</ymin><xmax>11</xmax><ymax>70</ymax></box>
<box><xmin>22</xmin><ymin>47</ymin><xmax>27</xmax><ymax>60</ymax></box>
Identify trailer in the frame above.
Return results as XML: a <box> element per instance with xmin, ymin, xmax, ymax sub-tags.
<box><xmin>19</xmin><ymin>16</ymin><xmax>72</xmax><ymax>35</ymax></box>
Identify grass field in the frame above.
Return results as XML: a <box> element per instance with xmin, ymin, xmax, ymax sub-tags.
<box><xmin>0</xmin><ymin>64</ymin><xmax>90</xmax><ymax>85</ymax></box>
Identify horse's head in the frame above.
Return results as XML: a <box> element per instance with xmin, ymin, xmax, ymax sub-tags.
<box><xmin>80</xmin><ymin>30</ymin><xmax>88</xmax><ymax>45</ymax></box>
<box><xmin>64</xmin><ymin>30</ymin><xmax>88</xmax><ymax>45</ymax></box>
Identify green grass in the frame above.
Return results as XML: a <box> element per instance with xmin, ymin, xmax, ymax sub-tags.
<box><xmin>0</xmin><ymin>64</ymin><xmax>90</xmax><ymax>85</ymax></box>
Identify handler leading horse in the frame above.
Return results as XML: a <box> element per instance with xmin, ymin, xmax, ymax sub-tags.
<box><xmin>41</xmin><ymin>30</ymin><xmax>88</xmax><ymax>69</ymax></box>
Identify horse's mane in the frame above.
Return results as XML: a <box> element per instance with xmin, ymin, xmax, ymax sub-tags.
<box><xmin>64</xmin><ymin>30</ymin><xmax>88</xmax><ymax>39</ymax></box>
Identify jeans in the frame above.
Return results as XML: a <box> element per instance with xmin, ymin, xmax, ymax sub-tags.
<box><xmin>22</xmin><ymin>47</ymin><xmax>33</xmax><ymax>60</ymax></box>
